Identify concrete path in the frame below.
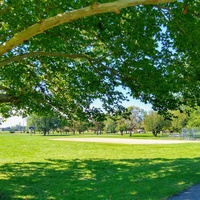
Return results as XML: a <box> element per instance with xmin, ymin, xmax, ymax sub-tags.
<box><xmin>167</xmin><ymin>184</ymin><xmax>200</xmax><ymax>200</ymax></box>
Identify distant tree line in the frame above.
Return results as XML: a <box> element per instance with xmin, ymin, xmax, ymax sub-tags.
<box><xmin>1</xmin><ymin>125</ymin><xmax>26</xmax><ymax>132</ymax></box>
<box><xmin>26</xmin><ymin>106</ymin><xmax>200</xmax><ymax>136</ymax></box>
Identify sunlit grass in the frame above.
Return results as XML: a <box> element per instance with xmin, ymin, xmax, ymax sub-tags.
<box><xmin>0</xmin><ymin>132</ymin><xmax>200</xmax><ymax>199</ymax></box>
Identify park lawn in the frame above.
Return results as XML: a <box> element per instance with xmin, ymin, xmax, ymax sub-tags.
<box><xmin>0</xmin><ymin>133</ymin><xmax>200</xmax><ymax>200</ymax></box>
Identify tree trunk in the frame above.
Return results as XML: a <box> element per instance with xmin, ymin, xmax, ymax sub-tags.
<box><xmin>152</xmin><ymin>130</ymin><xmax>157</xmax><ymax>137</ymax></box>
<box><xmin>43</xmin><ymin>129</ymin><xmax>47</xmax><ymax>136</ymax></box>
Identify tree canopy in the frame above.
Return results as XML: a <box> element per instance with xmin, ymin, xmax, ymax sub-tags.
<box><xmin>0</xmin><ymin>0</ymin><xmax>200</xmax><ymax>119</ymax></box>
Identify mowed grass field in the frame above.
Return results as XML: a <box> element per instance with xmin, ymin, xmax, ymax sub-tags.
<box><xmin>0</xmin><ymin>132</ymin><xmax>200</xmax><ymax>200</ymax></box>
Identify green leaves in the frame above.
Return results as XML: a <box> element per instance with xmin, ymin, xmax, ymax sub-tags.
<box><xmin>0</xmin><ymin>0</ymin><xmax>200</xmax><ymax>119</ymax></box>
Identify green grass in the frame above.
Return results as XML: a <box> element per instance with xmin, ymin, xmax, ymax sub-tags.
<box><xmin>0</xmin><ymin>132</ymin><xmax>200</xmax><ymax>200</ymax></box>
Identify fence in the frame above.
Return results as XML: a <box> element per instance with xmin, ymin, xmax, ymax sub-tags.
<box><xmin>182</xmin><ymin>128</ymin><xmax>200</xmax><ymax>140</ymax></box>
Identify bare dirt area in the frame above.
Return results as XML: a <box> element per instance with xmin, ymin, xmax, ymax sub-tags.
<box><xmin>51</xmin><ymin>138</ymin><xmax>200</xmax><ymax>145</ymax></box>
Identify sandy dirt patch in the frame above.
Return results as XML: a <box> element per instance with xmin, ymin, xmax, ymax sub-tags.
<box><xmin>51</xmin><ymin>138</ymin><xmax>199</xmax><ymax>144</ymax></box>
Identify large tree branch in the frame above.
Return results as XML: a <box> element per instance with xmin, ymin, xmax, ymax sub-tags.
<box><xmin>0</xmin><ymin>0</ymin><xmax>176</xmax><ymax>56</ymax></box>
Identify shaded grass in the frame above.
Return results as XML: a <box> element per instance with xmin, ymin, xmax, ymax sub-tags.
<box><xmin>0</xmin><ymin>134</ymin><xmax>200</xmax><ymax>199</ymax></box>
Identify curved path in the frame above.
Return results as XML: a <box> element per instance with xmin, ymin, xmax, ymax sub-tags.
<box><xmin>167</xmin><ymin>184</ymin><xmax>200</xmax><ymax>200</ymax></box>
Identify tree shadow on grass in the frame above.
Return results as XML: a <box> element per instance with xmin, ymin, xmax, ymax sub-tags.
<box><xmin>0</xmin><ymin>157</ymin><xmax>200</xmax><ymax>200</ymax></box>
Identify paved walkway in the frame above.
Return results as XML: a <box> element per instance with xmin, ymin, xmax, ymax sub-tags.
<box><xmin>167</xmin><ymin>184</ymin><xmax>200</xmax><ymax>200</ymax></box>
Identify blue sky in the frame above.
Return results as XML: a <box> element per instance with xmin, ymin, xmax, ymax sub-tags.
<box><xmin>92</xmin><ymin>97</ymin><xmax>152</xmax><ymax>112</ymax></box>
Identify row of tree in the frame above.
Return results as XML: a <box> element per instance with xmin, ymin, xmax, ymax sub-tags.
<box><xmin>27</xmin><ymin>106</ymin><xmax>200</xmax><ymax>136</ymax></box>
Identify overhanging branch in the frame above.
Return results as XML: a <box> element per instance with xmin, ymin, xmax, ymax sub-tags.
<box><xmin>0</xmin><ymin>0</ymin><xmax>176</xmax><ymax>56</ymax></box>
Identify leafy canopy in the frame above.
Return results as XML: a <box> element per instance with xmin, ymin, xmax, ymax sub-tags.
<box><xmin>0</xmin><ymin>0</ymin><xmax>200</xmax><ymax>119</ymax></box>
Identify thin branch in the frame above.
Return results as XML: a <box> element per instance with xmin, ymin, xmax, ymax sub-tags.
<box><xmin>156</xmin><ymin>4</ymin><xmax>187</xmax><ymax>35</ymax></box>
<box><xmin>0</xmin><ymin>7</ymin><xmax>9</xmax><ymax>16</ymax></box>
<box><xmin>0</xmin><ymin>50</ymin><xmax>119</xmax><ymax>78</ymax></box>
<box><xmin>0</xmin><ymin>85</ymin><xmax>10</xmax><ymax>92</ymax></box>
<box><xmin>155</xmin><ymin>5</ymin><xmax>171</xmax><ymax>12</ymax></box>
<box><xmin>155</xmin><ymin>5</ymin><xmax>171</xmax><ymax>21</ymax></box>
<box><xmin>0</xmin><ymin>51</ymin><xmax>98</xmax><ymax>67</ymax></box>
<box><xmin>0</xmin><ymin>93</ymin><xmax>19</xmax><ymax>103</ymax></box>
